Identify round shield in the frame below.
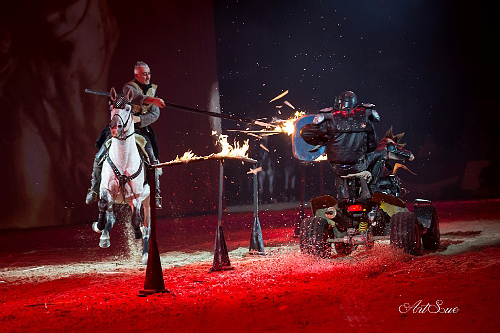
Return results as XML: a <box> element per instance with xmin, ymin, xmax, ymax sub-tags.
<box><xmin>292</xmin><ymin>115</ymin><xmax>326</xmax><ymax>162</ymax></box>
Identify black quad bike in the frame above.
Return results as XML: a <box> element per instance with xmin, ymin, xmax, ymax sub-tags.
<box><xmin>298</xmin><ymin>188</ymin><xmax>440</xmax><ymax>257</ymax></box>
<box><xmin>293</xmin><ymin>116</ymin><xmax>440</xmax><ymax>257</ymax></box>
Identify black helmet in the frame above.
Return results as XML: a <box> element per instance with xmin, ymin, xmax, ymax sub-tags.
<box><xmin>334</xmin><ymin>91</ymin><xmax>357</xmax><ymax>111</ymax></box>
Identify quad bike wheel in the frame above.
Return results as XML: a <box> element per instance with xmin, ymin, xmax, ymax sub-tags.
<box><xmin>299</xmin><ymin>217</ymin><xmax>332</xmax><ymax>258</ymax></box>
<box><xmin>421</xmin><ymin>207</ymin><xmax>440</xmax><ymax>251</ymax></box>
<box><xmin>390</xmin><ymin>212</ymin><xmax>421</xmax><ymax>255</ymax></box>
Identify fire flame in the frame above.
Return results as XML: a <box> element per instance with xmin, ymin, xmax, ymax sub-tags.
<box><xmin>215</xmin><ymin>134</ymin><xmax>250</xmax><ymax>158</ymax></box>
<box><xmin>165</xmin><ymin>133</ymin><xmax>251</xmax><ymax>165</ymax></box>
<box><xmin>273</xmin><ymin>111</ymin><xmax>306</xmax><ymax>135</ymax></box>
<box><xmin>173</xmin><ymin>150</ymin><xmax>199</xmax><ymax>162</ymax></box>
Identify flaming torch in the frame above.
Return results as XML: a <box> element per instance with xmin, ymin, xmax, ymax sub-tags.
<box><xmin>214</xmin><ymin>133</ymin><xmax>250</xmax><ymax>158</ymax></box>
<box><xmin>155</xmin><ymin>132</ymin><xmax>255</xmax><ymax>167</ymax></box>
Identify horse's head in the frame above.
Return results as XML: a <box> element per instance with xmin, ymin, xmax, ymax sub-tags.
<box><xmin>109</xmin><ymin>87</ymin><xmax>134</xmax><ymax>139</ymax></box>
<box><xmin>379</xmin><ymin>127</ymin><xmax>414</xmax><ymax>161</ymax></box>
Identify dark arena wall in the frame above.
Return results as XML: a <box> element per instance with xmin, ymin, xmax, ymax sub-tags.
<box><xmin>1</xmin><ymin>0</ymin><xmax>498</xmax><ymax>229</ymax></box>
<box><xmin>212</xmin><ymin>0</ymin><xmax>499</xmax><ymax>208</ymax></box>
<box><xmin>0</xmin><ymin>0</ymin><xmax>220</xmax><ymax>229</ymax></box>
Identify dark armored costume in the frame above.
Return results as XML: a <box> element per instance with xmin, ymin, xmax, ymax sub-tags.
<box><xmin>300</xmin><ymin>91</ymin><xmax>386</xmax><ymax>197</ymax></box>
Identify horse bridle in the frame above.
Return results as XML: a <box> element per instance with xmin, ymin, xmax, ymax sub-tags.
<box><xmin>110</xmin><ymin>108</ymin><xmax>135</xmax><ymax>141</ymax></box>
<box><xmin>105</xmin><ymin>109</ymin><xmax>143</xmax><ymax>198</ymax></box>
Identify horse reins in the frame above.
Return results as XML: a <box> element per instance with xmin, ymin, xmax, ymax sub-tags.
<box><xmin>106</xmin><ymin>95</ymin><xmax>146</xmax><ymax>200</ymax></box>
<box><xmin>111</xmin><ymin>111</ymin><xmax>135</xmax><ymax>141</ymax></box>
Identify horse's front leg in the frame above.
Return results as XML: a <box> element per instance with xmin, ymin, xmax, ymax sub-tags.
<box><xmin>93</xmin><ymin>197</ymin><xmax>109</xmax><ymax>232</ymax></box>
<box><xmin>92</xmin><ymin>191</ymin><xmax>115</xmax><ymax>248</ymax></box>
<box><xmin>130</xmin><ymin>198</ymin><xmax>143</xmax><ymax>240</ymax></box>
<box><xmin>104</xmin><ymin>203</ymin><xmax>116</xmax><ymax>233</ymax></box>
<box><xmin>140</xmin><ymin>196</ymin><xmax>151</xmax><ymax>265</ymax></box>
<box><xmin>99</xmin><ymin>202</ymin><xmax>116</xmax><ymax>248</ymax></box>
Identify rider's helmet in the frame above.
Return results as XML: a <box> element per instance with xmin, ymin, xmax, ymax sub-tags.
<box><xmin>334</xmin><ymin>91</ymin><xmax>357</xmax><ymax>111</ymax></box>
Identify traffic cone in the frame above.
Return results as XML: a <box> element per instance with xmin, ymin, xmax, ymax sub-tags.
<box><xmin>139</xmin><ymin>235</ymin><xmax>168</xmax><ymax>295</ymax></box>
<box><xmin>139</xmin><ymin>166</ymin><xmax>168</xmax><ymax>296</ymax></box>
<box><xmin>249</xmin><ymin>216</ymin><xmax>265</xmax><ymax>255</ymax></box>
<box><xmin>248</xmin><ymin>162</ymin><xmax>265</xmax><ymax>254</ymax></box>
<box><xmin>210</xmin><ymin>225</ymin><xmax>233</xmax><ymax>272</ymax></box>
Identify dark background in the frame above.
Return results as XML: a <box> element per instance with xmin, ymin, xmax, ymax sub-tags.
<box><xmin>214</xmin><ymin>0</ymin><xmax>500</xmax><ymax>205</ymax></box>
<box><xmin>0</xmin><ymin>0</ymin><xmax>498</xmax><ymax>229</ymax></box>
<box><xmin>0</xmin><ymin>0</ymin><xmax>221</xmax><ymax>229</ymax></box>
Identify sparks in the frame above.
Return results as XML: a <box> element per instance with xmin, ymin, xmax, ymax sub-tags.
<box><xmin>269</xmin><ymin>90</ymin><xmax>289</xmax><ymax>103</ymax></box>
<box><xmin>247</xmin><ymin>167</ymin><xmax>262</xmax><ymax>175</ymax></box>
<box><xmin>283</xmin><ymin>100</ymin><xmax>295</xmax><ymax>109</ymax></box>
<box><xmin>273</xmin><ymin>111</ymin><xmax>306</xmax><ymax>135</ymax></box>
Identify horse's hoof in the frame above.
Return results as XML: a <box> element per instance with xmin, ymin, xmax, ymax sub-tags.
<box><xmin>92</xmin><ymin>222</ymin><xmax>102</xmax><ymax>233</ymax></box>
<box><xmin>143</xmin><ymin>236</ymin><xmax>149</xmax><ymax>255</ymax></box>
<box><xmin>99</xmin><ymin>231</ymin><xmax>110</xmax><ymax>248</ymax></box>
<box><xmin>99</xmin><ymin>238</ymin><xmax>110</xmax><ymax>248</ymax></box>
<box><xmin>142</xmin><ymin>253</ymin><xmax>148</xmax><ymax>265</ymax></box>
<box><xmin>140</xmin><ymin>226</ymin><xmax>150</xmax><ymax>238</ymax></box>
<box><xmin>134</xmin><ymin>227</ymin><xmax>142</xmax><ymax>239</ymax></box>
<box><xmin>155</xmin><ymin>196</ymin><xmax>162</xmax><ymax>209</ymax></box>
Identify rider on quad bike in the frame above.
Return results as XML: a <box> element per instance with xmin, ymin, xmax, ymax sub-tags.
<box><xmin>300</xmin><ymin>91</ymin><xmax>396</xmax><ymax>194</ymax></box>
<box><xmin>297</xmin><ymin>91</ymin><xmax>437</xmax><ymax>256</ymax></box>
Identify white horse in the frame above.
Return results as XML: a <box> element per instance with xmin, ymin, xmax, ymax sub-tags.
<box><xmin>92</xmin><ymin>87</ymin><xmax>151</xmax><ymax>264</ymax></box>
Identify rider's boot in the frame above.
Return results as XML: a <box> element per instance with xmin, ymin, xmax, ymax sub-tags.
<box><xmin>369</xmin><ymin>154</ymin><xmax>387</xmax><ymax>193</ymax></box>
<box><xmin>146</xmin><ymin>147</ymin><xmax>162</xmax><ymax>209</ymax></box>
<box><xmin>85</xmin><ymin>144</ymin><xmax>107</xmax><ymax>204</ymax></box>
<box><xmin>359</xmin><ymin>177</ymin><xmax>372</xmax><ymax>201</ymax></box>
<box><xmin>336</xmin><ymin>177</ymin><xmax>349</xmax><ymax>201</ymax></box>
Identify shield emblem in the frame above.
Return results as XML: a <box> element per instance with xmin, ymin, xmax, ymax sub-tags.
<box><xmin>292</xmin><ymin>115</ymin><xmax>326</xmax><ymax>161</ymax></box>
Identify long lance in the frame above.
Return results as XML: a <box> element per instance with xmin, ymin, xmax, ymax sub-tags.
<box><xmin>85</xmin><ymin>89</ymin><xmax>272</xmax><ymax>127</ymax></box>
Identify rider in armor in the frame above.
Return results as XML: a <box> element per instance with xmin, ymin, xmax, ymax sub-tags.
<box><xmin>300</xmin><ymin>91</ymin><xmax>386</xmax><ymax>198</ymax></box>
<box><xmin>85</xmin><ymin>61</ymin><xmax>166</xmax><ymax>207</ymax></box>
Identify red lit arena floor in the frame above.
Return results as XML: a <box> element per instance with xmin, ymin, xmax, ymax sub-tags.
<box><xmin>1</xmin><ymin>200</ymin><xmax>499</xmax><ymax>332</ymax></box>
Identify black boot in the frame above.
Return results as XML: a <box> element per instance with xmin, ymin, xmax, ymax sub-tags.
<box><xmin>146</xmin><ymin>147</ymin><xmax>162</xmax><ymax>209</ymax></box>
<box><xmin>86</xmin><ymin>143</ymin><xmax>107</xmax><ymax>204</ymax></box>
<box><xmin>359</xmin><ymin>177</ymin><xmax>372</xmax><ymax>201</ymax></box>
<box><xmin>369</xmin><ymin>156</ymin><xmax>387</xmax><ymax>194</ymax></box>
<box><xmin>335</xmin><ymin>176</ymin><xmax>349</xmax><ymax>201</ymax></box>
